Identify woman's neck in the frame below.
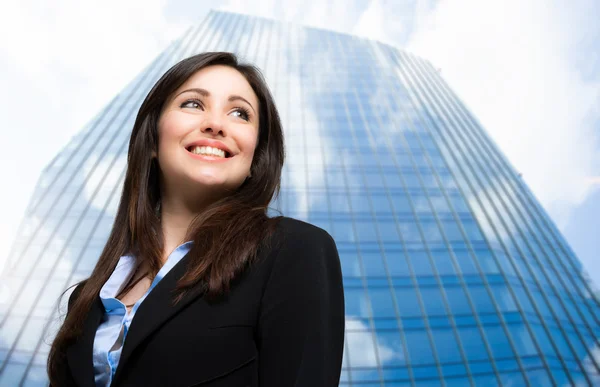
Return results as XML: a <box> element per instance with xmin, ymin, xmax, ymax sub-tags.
<box><xmin>158</xmin><ymin>198</ymin><xmax>197</xmax><ymax>262</ymax></box>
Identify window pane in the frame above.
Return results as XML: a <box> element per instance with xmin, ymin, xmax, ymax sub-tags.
<box><xmin>395</xmin><ymin>287</ymin><xmax>422</xmax><ymax>317</ymax></box>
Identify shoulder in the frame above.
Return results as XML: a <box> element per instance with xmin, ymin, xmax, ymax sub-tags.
<box><xmin>274</xmin><ymin>216</ymin><xmax>334</xmax><ymax>243</ymax></box>
<box><xmin>257</xmin><ymin>217</ymin><xmax>343</xmax><ymax>313</ymax></box>
<box><xmin>262</xmin><ymin>216</ymin><xmax>339</xmax><ymax>273</ymax></box>
<box><xmin>268</xmin><ymin>216</ymin><xmax>336</xmax><ymax>254</ymax></box>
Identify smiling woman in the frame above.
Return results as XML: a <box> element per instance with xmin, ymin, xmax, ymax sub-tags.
<box><xmin>46</xmin><ymin>52</ymin><xmax>345</xmax><ymax>387</ymax></box>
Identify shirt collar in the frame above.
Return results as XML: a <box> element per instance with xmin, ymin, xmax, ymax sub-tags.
<box><xmin>99</xmin><ymin>241</ymin><xmax>194</xmax><ymax>310</ymax></box>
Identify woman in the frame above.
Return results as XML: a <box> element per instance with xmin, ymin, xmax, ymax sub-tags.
<box><xmin>47</xmin><ymin>52</ymin><xmax>345</xmax><ymax>387</ymax></box>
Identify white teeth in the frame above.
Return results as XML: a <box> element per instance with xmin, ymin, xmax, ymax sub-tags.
<box><xmin>190</xmin><ymin>145</ymin><xmax>226</xmax><ymax>158</ymax></box>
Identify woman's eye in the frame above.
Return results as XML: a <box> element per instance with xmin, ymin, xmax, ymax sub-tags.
<box><xmin>230</xmin><ymin>108</ymin><xmax>250</xmax><ymax>121</ymax></box>
<box><xmin>181</xmin><ymin>100</ymin><xmax>202</xmax><ymax>109</ymax></box>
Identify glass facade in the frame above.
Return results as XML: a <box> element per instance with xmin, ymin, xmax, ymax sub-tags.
<box><xmin>1</xmin><ymin>10</ymin><xmax>599</xmax><ymax>386</ymax></box>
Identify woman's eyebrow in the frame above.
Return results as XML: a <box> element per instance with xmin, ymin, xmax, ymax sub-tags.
<box><xmin>175</xmin><ymin>87</ymin><xmax>256</xmax><ymax>114</ymax></box>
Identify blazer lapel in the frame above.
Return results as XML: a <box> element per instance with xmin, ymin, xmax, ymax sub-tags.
<box><xmin>111</xmin><ymin>250</ymin><xmax>210</xmax><ymax>385</ymax></box>
<box><xmin>66</xmin><ymin>294</ymin><xmax>104</xmax><ymax>387</ymax></box>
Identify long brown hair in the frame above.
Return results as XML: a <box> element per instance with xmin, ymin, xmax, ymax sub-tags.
<box><xmin>47</xmin><ymin>52</ymin><xmax>285</xmax><ymax>384</ymax></box>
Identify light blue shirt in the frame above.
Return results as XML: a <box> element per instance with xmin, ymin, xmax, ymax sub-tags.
<box><xmin>92</xmin><ymin>241</ymin><xmax>193</xmax><ymax>386</ymax></box>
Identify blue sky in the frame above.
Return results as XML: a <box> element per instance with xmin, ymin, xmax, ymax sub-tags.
<box><xmin>0</xmin><ymin>0</ymin><xmax>598</xmax><ymax>286</ymax></box>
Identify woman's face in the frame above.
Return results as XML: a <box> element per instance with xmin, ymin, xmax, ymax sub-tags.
<box><xmin>156</xmin><ymin>65</ymin><xmax>260</xmax><ymax>199</ymax></box>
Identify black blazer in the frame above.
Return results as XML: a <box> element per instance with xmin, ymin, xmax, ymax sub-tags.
<box><xmin>56</xmin><ymin>217</ymin><xmax>345</xmax><ymax>387</ymax></box>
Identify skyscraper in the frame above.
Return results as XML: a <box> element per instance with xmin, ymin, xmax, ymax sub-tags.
<box><xmin>1</xmin><ymin>9</ymin><xmax>599</xmax><ymax>386</ymax></box>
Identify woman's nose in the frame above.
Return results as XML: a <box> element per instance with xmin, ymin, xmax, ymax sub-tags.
<box><xmin>201</xmin><ymin>114</ymin><xmax>225</xmax><ymax>136</ymax></box>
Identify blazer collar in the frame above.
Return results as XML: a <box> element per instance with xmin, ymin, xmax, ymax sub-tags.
<box><xmin>66</xmin><ymin>250</ymin><xmax>210</xmax><ymax>387</ymax></box>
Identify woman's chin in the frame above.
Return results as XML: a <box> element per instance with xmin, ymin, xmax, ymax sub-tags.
<box><xmin>190</xmin><ymin>178</ymin><xmax>240</xmax><ymax>192</ymax></box>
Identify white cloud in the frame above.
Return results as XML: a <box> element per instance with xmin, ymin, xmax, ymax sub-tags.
<box><xmin>353</xmin><ymin>0</ymin><xmax>437</xmax><ymax>46</ymax></box>
<box><xmin>354</xmin><ymin>0</ymin><xmax>389</xmax><ymax>44</ymax></box>
<box><xmin>405</xmin><ymin>0</ymin><xmax>600</xmax><ymax>231</ymax></box>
